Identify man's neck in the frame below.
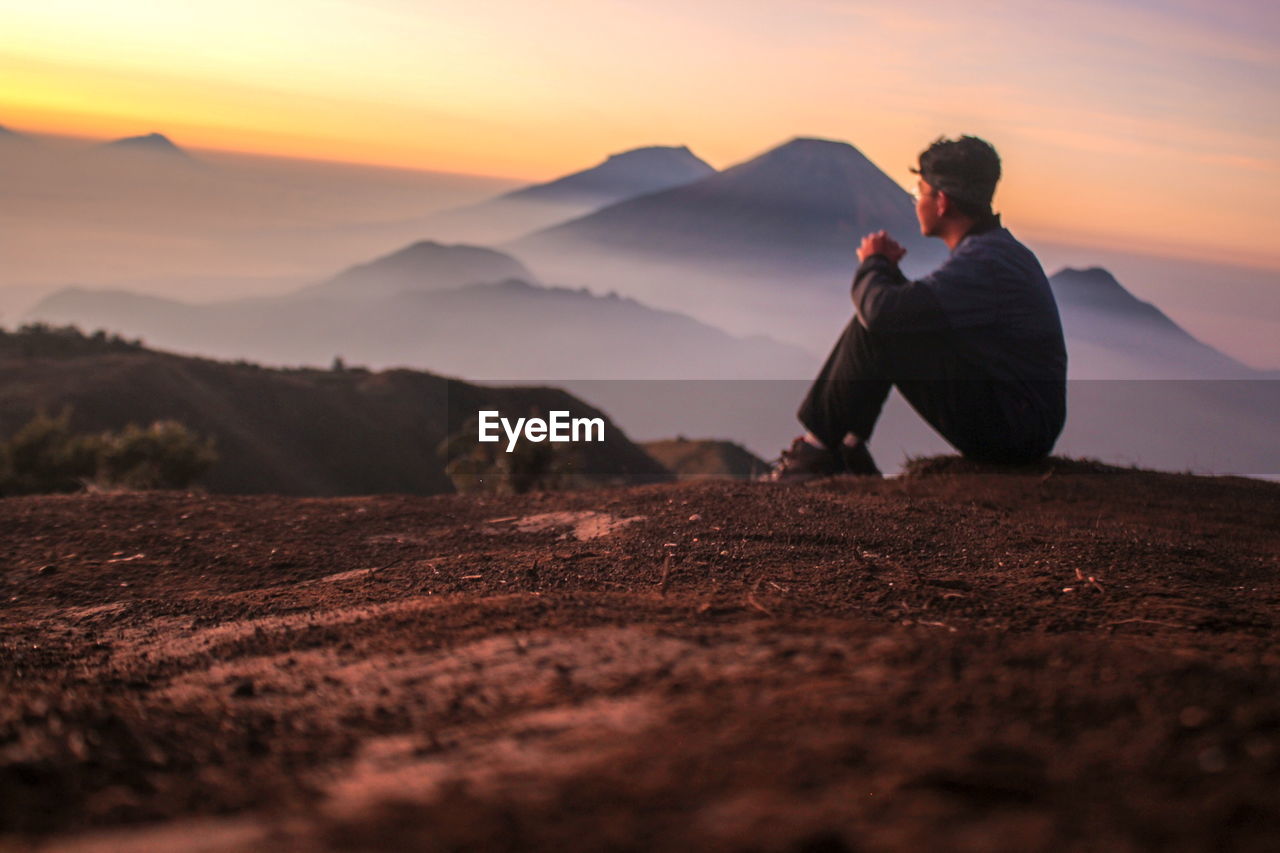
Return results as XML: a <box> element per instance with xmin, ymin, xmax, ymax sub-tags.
<box><xmin>940</xmin><ymin>221</ymin><xmax>971</xmax><ymax>251</ymax></box>
<box><xmin>942</xmin><ymin>211</ymin><xmax>1001</xmax><ymax>250</ymax></box>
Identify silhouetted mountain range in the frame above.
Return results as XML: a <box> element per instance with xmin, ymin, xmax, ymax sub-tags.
<box><xmin>297</xmin><ymin>241</ymin><xmax>537</xmax><ymax>300</ymax></box>
<box><xmin>409</xmin><ymin>145</ymin><xmax>715</xmax><ymax>245</ymax></box>
<box><xmin>1048</xmin><ymin>267</ymin><xmax>1265</xmax><ymax>378</ymax></box>
<box><xmin>28</xmin><ymin>250</ymin><xmax>816</xmax><ymax>379</ymax></box>
<box><xmin>513</xmin><ymin>137</ymin><xmax>935</xmax><ymax>270</ymax></box>
<box><xmin>502</xmin><ymin>137</ymin><xmax>949</xmax><ymax>344</ymax></box>
<box><xmin>503</xmin><ymin>145</ymin><xmax>714</xmax><ymax>208</ymax></box>
<box><xmin>0</xmin><ymin>326</ymin><xmax>668</xmax><ymax>495</ymax></box>
<box><xmin>97</xmin><ymin>132</ymin><xmax>190</xmax><ymax>159</ymax></box>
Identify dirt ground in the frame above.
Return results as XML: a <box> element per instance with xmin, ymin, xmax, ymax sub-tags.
<box><xmin>2</xmin><ymin>467</ymin><xmax>1279</xmax><ymax>852</ymax></box>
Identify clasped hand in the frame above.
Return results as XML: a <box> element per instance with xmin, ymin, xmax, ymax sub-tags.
<box><xmin>857</xmin><ymin>230</ymin><xmax>907</xmax><ymax>264</ymax></box>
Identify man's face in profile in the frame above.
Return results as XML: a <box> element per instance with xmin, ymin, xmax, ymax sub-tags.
<box><xmin>915</xmin><ymin>178</ymin><xmax>942</xmax><ymax>237</ymax></box>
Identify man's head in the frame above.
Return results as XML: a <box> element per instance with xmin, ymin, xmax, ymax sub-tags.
<box><xmin>911</xmin><ymin>136</ymin><xmax>1001</xmax><ymax>237</ymax></box>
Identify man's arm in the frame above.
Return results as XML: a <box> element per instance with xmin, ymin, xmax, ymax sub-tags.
<box><xmin>851</xmin><ymin>233</ymin><xmax>951</xmax><ymax>333</ymax></box>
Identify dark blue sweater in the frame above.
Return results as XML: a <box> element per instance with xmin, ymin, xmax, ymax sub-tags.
<box><xmin>852</xmin><ymin>218</ymin><xmax>1068</xmax><ymax>452</ymax></box>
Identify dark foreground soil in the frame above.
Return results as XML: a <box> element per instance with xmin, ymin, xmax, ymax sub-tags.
<box><xmin>2</xmin><ymin>468</ymin><xmax>1279</xmax><ymax>852</ymax></box>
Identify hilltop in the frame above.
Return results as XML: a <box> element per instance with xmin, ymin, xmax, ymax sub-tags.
<box><xmin>0</xmin><ymin>326</ymin><xmax>667</xmax><ymax>495</ymax></box>
<box><xmin>2</xmin><ymin>467</ymin><xmax>1277</xmax><ymax>850</ymax></box>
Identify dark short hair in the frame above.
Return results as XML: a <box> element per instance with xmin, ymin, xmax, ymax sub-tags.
<box><xmin>913</xmin><ymin>136</ymin><xmax>1001</xmax><ymax>218</ymax></box>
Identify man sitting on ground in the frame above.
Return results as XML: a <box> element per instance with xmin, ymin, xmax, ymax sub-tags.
<box><xmin>767</xmin><ymin>135</ymin><xmax>1067</xmax><ymax>481</ymax></box>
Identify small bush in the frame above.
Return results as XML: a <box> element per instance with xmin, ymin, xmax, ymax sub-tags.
<box><xmin>438</xmin><ymin>412</ymin><xmax>575</xmax><ymax>495</ymax></box>
<box><xmin>0</xmin><ymin>323</ymin><xmax>143</xmax><ymax>358</ymax></box>
<box><xmin>0</xmin><ymin>411</ymin><xmax>217</xmax><ymax>495</ymax></box>
<box><xmin>0</xmin><ymin>409</ymin><xmax>101</xmax><ymax>494</ymax></box>
<box><xmin>96</xmin><ymin>420</ymin><xmax>217</xmax><ymax>490</ymax></box>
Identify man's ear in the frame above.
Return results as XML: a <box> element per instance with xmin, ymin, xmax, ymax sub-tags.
<box><xmin>935</xmin><ymin>190</ymin><xmax>952</xmax><ymax>218</ymax></box>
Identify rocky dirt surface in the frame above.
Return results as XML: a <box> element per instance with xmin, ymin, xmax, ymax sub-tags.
<box><xmin>2</xmin><ymin>468</ymin><xmax>1279</xmax><ymax>852</ymax></box>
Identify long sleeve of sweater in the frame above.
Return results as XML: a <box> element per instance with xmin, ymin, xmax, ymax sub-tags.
<box><xmin>851</xmin><ymin>254</ymin><xmax>952</xmax><ymax>334</ymax></box>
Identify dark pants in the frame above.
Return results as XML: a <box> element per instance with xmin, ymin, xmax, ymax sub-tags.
<box><xmin>798</xmin><ymin>317</ymin><xmax>1061</xmax><ymax>464</ymax></box>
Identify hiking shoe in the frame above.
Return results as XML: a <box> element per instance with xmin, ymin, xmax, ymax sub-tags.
<box><xmin>839</xmin><ymin>441</ymin><xmax>882</xmax><ymax>477</ymax></box>
<box><xmin>761</xmin><ymin>436</ymin><xmax>843</xmax><ymax>483</ymax></box>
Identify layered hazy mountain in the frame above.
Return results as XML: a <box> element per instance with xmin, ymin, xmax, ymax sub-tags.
<box><xmin>296</xmin><ymin>241</ymin><xmax>538</xmax><ymax>300</ymax></box>
<box><xmin>0</xmin><ymin>127</ymin><xmax>518</xmax><ymax>299</ymax></box>
<box><xmin>97</xmin><ymin>132</ymin><xmax>192</xmax><ymax>160</ymax></box>
<box><xmin>1048</xmin><ymin>267</ymin><xmax>1268</xmax><ymax>379</ymax></box>
<box><xmin>387</xmin><ymin>145</ymin><xmax>716</xmax><ymax>246</ymax></box>
<box><xmin>28</xmin><ymin>242</ymin><xmax>815</xmax><ymax>380</ymax></box>
<box><xmin>505</xmin><ymin>137</ymin><xmax>949</xmax><ymax>346</ymax></box>
<box><xmin>27</xmin><ymin>220</ymin><xmax>1269</xmax><ymax>384</ymax></box>
<box><xmin>513</xmin><ymin>137</ymin><xmax>932</xmax><ymax>270</ymax></box>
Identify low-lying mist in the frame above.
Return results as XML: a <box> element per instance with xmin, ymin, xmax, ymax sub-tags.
<box><xmin>0</xmin><ymin>133</ymin><xmax>516</xmax><ymax>302</ymax></box>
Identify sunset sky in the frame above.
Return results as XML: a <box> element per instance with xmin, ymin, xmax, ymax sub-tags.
<box><xmin>2</xmin><ymin>0</ymin><xmax>1277</xmax><ymax>267</ymax></box>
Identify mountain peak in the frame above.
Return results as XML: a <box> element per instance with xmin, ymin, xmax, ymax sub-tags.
<box><xmin>100</xmin><ymin>132</ymin><xmax>188</xmax><ymax>157</ymax></box>
<box><xmin>418</xmin><ymin>145</ymin><xmax>716</xmax><ymax>244</ymax></box>
<box><xmin>777</xmin><ymin>136</ymin><xmax>861</xmax><ymax>152</ymax></box>
<box><xmin>1056</xmin><ymin>266</ymin><xmax>1120</xmax><ymax>282</ymax></box>
<box><xmin>601</xmin><ymin>145</ymin><xmax>699</xmax><ymax>165</ymax></box>
<box><xmin>743</xmin><ymin>136</ymin><xmax>880</xmax><ymax>173</ymax></box>
<box><xmin>1050</xmin><ymin>267</ymin><xmax>1130</xmax><ymax>298</ymax></box>
<box><xmin>1049</xmin><ymin>266</ymin><xmax>1175</xmax><ymax>325</ymax></box>
<box><xmin>677</xmin><ymin>135</ymin><xmax>913</xmax><ymax>224</ymax></box>
<box><xmin>510</xmin><ymin>131</ymin><xmax>943</xmax><ymax>252</ymax></box>
<box><xmin>502</xmin><ymin>145</ymin><xmax>714</xmax><ymax>208</ymax></box>
<box><xmin>303</xmin><ymin>241</ymin><xmax>536</xmax><ymax>300</ymax></box>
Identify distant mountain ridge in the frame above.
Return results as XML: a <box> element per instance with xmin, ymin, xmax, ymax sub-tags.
<box><xmin>500</xmin><ymin>145</ymin><xmax>714</xmax><ymax>208</ymax></box>
<box><xmin>297</xmin><ymin>241</ymin><xmax>537</xmax><ymax>300</ymax></box>
<box><xmin>1051</xmin><ymin>266</ymin><xmax>1195</xmax><ymax>329</ymax></box>
<box><xmin>508</xmin><ymin>137</ymin><xmax>946</xmax><ymax>277</ymax></box>
<box><xmin>408</xmin><ymin>145</ymin><xmax>716</xmax><ymax>245</ymax></box>
<box><xmin>1048</xmin><ymin>266</ymin><xmax>1263</xmax><ymax>378</ymax></box>
<box><xmin>27</xmin><ymin>244</ymin><xmax>818</xmax><ymax>380</ymax></box>
<box><xmin>97</xmin><ymin>132</ymin><xmax>190</xmax><ymax>158</ymax></box>
<box><xmin>500</xmin><ymin>137</ymin><xmax>950</xmax><ymax>346</ymax></box>
<box><xmin>20</xmin><ymin>132</ymin><xmax>1271</xmax><ymax>382</ymax></box>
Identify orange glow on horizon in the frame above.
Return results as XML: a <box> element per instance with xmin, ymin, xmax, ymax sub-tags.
<box><xmin>9</xmin><ymin>103</ymin><xmax>1280</xmax><ymax>274</ymax></box>
<box><xmin>2</xmin><ymin>0</ymin><xmax>1277</xmax><ymax>270</ymax></box>
<box><xmin>2</xmin><ymin>105</ymin><xmax>530</xmax><ymax>182</ymax></box>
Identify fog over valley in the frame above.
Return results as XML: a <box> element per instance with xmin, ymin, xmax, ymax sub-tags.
<box><xmin>0</xmin><ymin>131</ymin><xmax>517</xmax><ymax>309</ymax></box>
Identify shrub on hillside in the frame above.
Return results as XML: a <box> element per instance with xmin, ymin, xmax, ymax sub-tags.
<box><xmin>438</xmin><ymin>412</ymin><xmax>575</xmax><ymax>495</ymax></box>
<box><xmin>96</xmin><ymin>421</ymin><xmax>218</xmax><ymax>490</ymax></box>
<box><xmin>0</xmin><ymin>410</ymin><xmax>100</xmax><ymax>494</ymax></box>
<box><xmin>0</xmin><ymin>411</ymin><xmax>216</xmax><ymax>495</ymax></box>
<box><xmin>0</xmin><ymin>323</ymin><xmax>143</xmax><ymax>358</ymax></box>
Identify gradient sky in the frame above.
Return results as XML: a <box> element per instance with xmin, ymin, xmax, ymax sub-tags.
<box><xmin>2</xmin><ymin>0</ymin><xmax>1278</xmax><ymax>267</ymax></box>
